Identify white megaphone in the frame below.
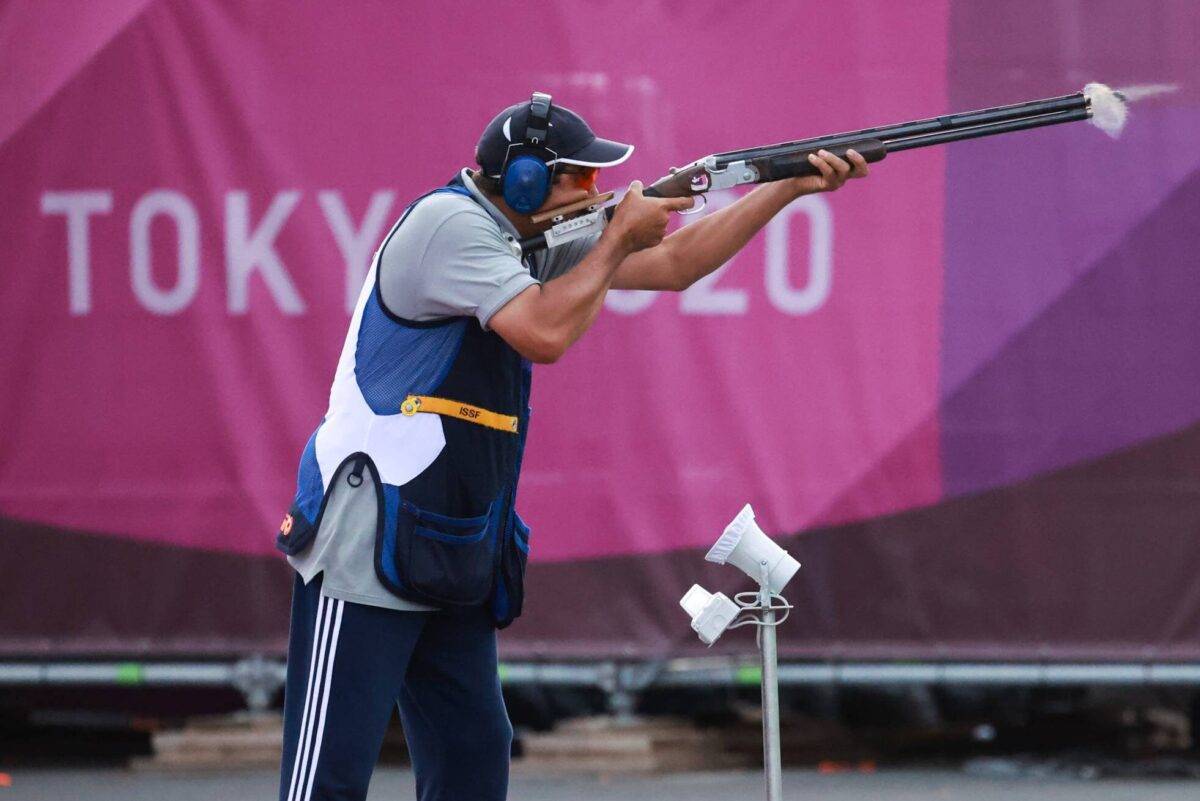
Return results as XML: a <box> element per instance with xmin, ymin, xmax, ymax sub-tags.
<box><xmin>704</xmin><ymin>504</ymin><xmax>800</xmax><ymax>594</ymax></box>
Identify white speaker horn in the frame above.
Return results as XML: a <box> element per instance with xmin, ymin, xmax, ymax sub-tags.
<box><xmin>704</xmin><ymin>504</ymin><xmax>800</xmax><ymax>593</ymax></box>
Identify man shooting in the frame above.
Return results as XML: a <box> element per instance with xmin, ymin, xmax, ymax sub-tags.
<box><xmin>275</xmin><ymin>92</ymin><xmax>869</xmax><ymax>801</ymax></box>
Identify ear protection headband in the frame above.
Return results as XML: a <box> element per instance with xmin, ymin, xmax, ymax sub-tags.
<box><xmin>500</xmin><ymin>92</ymin><xmax>556</xmax><ymax>215</ymax></box>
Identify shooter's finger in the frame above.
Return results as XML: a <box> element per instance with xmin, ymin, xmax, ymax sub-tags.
<box><xmin>806</xmin><ymin>152</ymin><xmax>834</xmax><ymax>180</ymax></box>
<box><xmin>818</xmin><ymin>149</ymin><xmax>852</xmax><ymax>177</ymax></box>
<box><xmin>659</xmin><ymin>195</ymin><xmax>695</xmax><ymax>212</ymax></box>
<box><xmin>846</xmin><ymin>148</ymin><xmax>870</xmax><ymax>178</ymax></box>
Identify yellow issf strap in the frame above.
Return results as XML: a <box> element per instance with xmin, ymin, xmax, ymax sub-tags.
<box><xmin>400</xmin><ymin>395</ymin><xmax>519</xmax><ymax>434</ymax></box>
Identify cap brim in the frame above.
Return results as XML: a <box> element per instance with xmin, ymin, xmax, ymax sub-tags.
<box><xmin>552</xmin><ymin>137</ymin><xmax>634</xmax><ymax>168</ymax></box>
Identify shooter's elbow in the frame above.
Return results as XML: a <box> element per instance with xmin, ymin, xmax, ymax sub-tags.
<box><xmin>523</xmin><ymin>330</ymin><xmax>568</xmax><ymax>364</ymax></box>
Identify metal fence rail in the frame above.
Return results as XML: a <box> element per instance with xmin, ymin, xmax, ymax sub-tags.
<box><xmin>4</xmin><ymin>659</ymin><xmax>1200</xmax><ymax>712</ymax></box>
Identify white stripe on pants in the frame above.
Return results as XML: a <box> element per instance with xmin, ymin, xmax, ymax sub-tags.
<box><xmin>287</xmin><ymin>595</ymin><xmax>345</xmax><ymax>801</ymax></box>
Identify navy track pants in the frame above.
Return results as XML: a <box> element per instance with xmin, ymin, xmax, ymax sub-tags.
<box><xmin>278</xmin><ymin>573</ymin><xmax>512</xmax><ymax>801</ymax></box>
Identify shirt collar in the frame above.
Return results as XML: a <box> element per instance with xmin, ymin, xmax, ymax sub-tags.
<box><xmin>460</xmin><ymin>168</ymin><xmax>520</xmax><ymax>238</ymax></box>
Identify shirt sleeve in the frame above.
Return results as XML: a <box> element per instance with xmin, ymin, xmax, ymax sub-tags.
<box><xmin>378</xmin><ymin>196</ymin><xmax>538</xmax><ymax>329</ymax></box>
<box><xmin>536</xmin><ymin>229</ymin><xmax>603</xmax><ymax>283</ymax></box>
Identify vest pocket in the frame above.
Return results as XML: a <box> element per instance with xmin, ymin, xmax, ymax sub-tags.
<box><xmin>398</xmin><ymin>500</ymin><xmax>496</xmax><ymax>605</ymax></box>
<box><xmin>495</xmin><ymin>511</ymin><xmax>531</xmax><ymax>627</ymax></box>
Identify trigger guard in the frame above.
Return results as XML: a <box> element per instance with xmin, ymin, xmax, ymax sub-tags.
<box><xmin>677</xmin><ymin>195</ymin><xmax>706</xmax><ymax>216</ymax></box>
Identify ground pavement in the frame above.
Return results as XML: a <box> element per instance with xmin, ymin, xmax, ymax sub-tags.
<box><xmin>3</xmin><ymin>768</ymin><xmax>1200</xmax><ymax>800</ymax></box>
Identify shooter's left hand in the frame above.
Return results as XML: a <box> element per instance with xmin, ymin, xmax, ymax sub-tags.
<box><xmin>786</xmin><ymin>148</ymin><xmax>870</xmax><ymax>196</ymax></box>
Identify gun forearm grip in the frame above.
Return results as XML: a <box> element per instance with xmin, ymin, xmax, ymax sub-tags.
<box><xmin>753</xmin><ymin>138</ymin><xmax>887</xmax><ymax>181</ymax></box>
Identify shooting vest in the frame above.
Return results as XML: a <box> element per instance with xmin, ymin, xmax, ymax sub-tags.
<box><xmin>276</xmin><ymin>178</ymin><xmax>532</xmax><ymax>628</ymax></box>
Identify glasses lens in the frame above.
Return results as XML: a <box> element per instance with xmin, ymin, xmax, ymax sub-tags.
<box><xmin>567</xmin><ymin>167</ymin><xmax>598</xmax><ymax>191</ymax></box>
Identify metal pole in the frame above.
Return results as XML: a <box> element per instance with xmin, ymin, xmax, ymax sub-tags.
<box><xmin>759</xmin><ymin>561</ymin><xmax>783</xmax><ymax>801</ymax></box>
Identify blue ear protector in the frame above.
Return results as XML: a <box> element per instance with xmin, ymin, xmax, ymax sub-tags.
<box><xmin>500</xmin><ymin>92</ymin><xmax>556</xmax><ymax>215</ymax></box>
<box><xmin>502</xmin><ymin>154</ymin><xmax>551</xmax><ymax>214</ymax></box>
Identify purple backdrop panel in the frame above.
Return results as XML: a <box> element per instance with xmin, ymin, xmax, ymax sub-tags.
<box><xmin>941</xmin><ymin>0</ymin><xmax>1200</xmax><ymax>496</ymax></box>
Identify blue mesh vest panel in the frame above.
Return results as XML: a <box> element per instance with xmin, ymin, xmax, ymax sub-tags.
<box><xmin>353</xmin><ymin>290</ymin><xmax>468</xmax><ymax>415</ymax></box>
<box><xmin>380</xmin><ymin>483</ymin><xmax>403</xmax><ymax>588</ymax></box>
<box><xmin>294</xmin><ymin>428</ymin><xmax>324</xmax><ymax>521</ymax></box>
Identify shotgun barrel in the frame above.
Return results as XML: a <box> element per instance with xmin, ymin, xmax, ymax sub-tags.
<box><xmin>710</xmin><ymin>92</ymin><xmax>1087</xmax><ymax>166</ymax></box>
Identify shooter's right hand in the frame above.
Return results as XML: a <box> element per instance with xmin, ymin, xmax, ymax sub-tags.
<box><xmin>609</xmin><ymin>181</ymin><xmax>693</xmax><ymax>253</ymax></box>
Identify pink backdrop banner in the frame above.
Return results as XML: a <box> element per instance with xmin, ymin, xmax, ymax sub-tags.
<box><xmin>1</xmin><ymin>0</ymin><xmax>947</xmax><ymax>563</ymax></box>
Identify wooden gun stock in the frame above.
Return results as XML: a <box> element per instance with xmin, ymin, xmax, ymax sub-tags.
<box><xmin>529</xmin><ymin>191</ymin><xmax>616</xmax><ymax>225</ymax></box>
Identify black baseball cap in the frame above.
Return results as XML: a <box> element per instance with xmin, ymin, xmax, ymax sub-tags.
<box><xmin>475</xmin><ymin>98</ymin><xmax>634</xmax><ymax>177</ymax></box>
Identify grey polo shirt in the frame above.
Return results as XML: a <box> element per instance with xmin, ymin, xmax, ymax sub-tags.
<box><xmin>287</xmin><ymin>170</ymin><xmax>600</xmax><ymax>610</ymax></box>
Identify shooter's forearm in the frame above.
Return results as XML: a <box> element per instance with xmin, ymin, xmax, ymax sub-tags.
<box><xmin>619</xmin><ymin>180</ymin><xmax>799</xmax><ymax>291</ymax></box>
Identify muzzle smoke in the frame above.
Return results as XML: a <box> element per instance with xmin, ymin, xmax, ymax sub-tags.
<box><xmin>1086</xmin><ymin>82</ymin><xmax>1180</xmax><ymax>139</ymax></box>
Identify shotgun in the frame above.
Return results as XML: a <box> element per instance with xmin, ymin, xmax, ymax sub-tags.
<box><xmin>520</xmin><ymin>83</ymin><xmax>1129</xmax><ymax>256</ymax></box>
